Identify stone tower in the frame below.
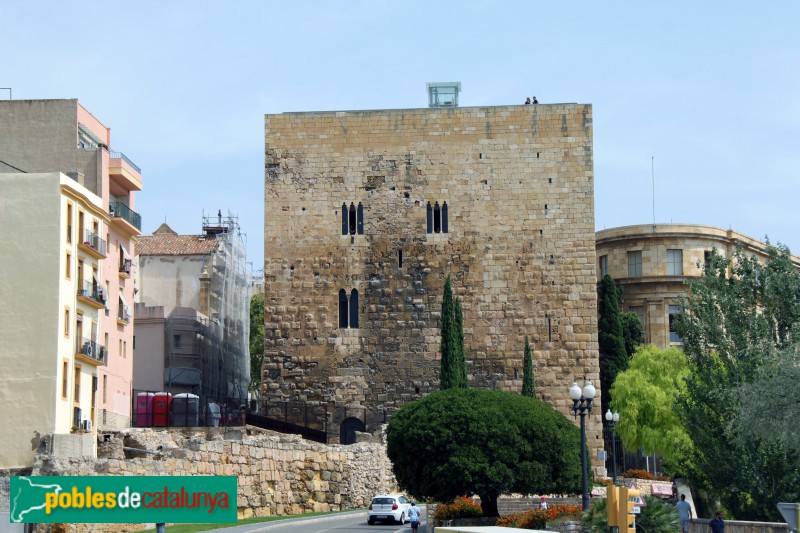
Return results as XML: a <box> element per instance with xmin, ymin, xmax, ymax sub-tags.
<box><xmin>264</xmin><ymin>103</ymin><xmax>602</xmax><ymax>460</ymax></box>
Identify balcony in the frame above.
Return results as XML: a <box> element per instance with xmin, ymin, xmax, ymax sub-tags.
<box><xmin>118</xmin><ymin>304</ymin><xmax>131</xmax><ymax>326</ymax></box>
<box><xmin>75</xmin><ymin>337</ymin><xmax>106</xmax><ymax>366</ymax></box>
<box><xmin>119</xmin><ymin>258</ymin><xmax>133</xmax><ymax>279</ymax></box>
<box><xmin>77</xmin><ymin>281</ymin><xmax>106</xmax><ymax>310</ymax></box>
<box><xmin>109</xmin><ymin>200</ymin><xmax>142</xmax><ymax>235</ymax></box>
<box><xmin>108</xmin><ymin>152</ymin><xmax>142</xmax><ymax>192</ymax></box>
<box><xmin>78</xmin><ymin>230</ymin><xmax>107</xmax><ymax>259</ymax></box>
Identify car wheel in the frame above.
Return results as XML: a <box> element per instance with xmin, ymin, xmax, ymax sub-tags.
<box><xmin>368</xmin><ymin>518</ymin><xmax>374</xmax><ymax>525</ymax></box>
<box><xmin>398</xmin><ymin>512</ymin><xmax>405</xmax><ymax>524</ymax></box>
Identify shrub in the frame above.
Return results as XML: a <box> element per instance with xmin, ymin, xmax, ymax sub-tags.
<box><xmin>497</xmin><ymin>504</ymin><xmax>582</xmax><ymax>529</ymax></box>
<box><xmin>636</xmin><ymin>495</ymin><xmax>680</xmax><ymax>533</ymax></box>
<box><xmin>433</xmin><ymin>495</ymin><xmax>483</xmax><ymax>521</ymax></box>
<box><xmin>583</xmin><ymin>497</ymin><xmax>609</xmax><ymax>533</ymax></box>
<box><xmin>623</xmin><ymin>468</ymin><xmax>654</xmax><ymax>480</ymax></box>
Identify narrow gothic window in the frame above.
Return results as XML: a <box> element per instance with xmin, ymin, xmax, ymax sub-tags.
<box><xmin>338</xmin><ymin>289</ymin><xmax>348</xmax><ymax>328</ymax></box>
<box><xmin>433</xmin><ymin>202</ymin><xmax>441</xmax><ymax>233</ymax></box>
<box><xmin>341</xmin><ymin>203</ymin><xmax>348</xmax><ymax>235</ymax></box>
<box><xmin>349</xmin><ymin>203</ymin><xmax>356</xmax><ymax>235</ymax></box>
<box><xmin>357</xmin><ymin>203</ymin><xmax>364</xmax><ymax>235</ymax></box>
<box><xmin>398</xmin><ymin>249</ymin><xmax>403</xmax><ymax>268</ymax></box>
<box><xmin>442</xmin><ymin>202</ymin><xmax>448</xmax><ymax>233</ymax></box>
<box><xmin>426</xmin><ymin>202</ymin><xmax>433</xmax><ymax>234</ymax></box>
<box><xmin>349</xmin><ymin>289</ymin><xmax>359</xmax><ymax>328</ymax></box>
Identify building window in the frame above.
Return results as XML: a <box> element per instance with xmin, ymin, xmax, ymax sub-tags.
<box><xmin>102</xmin><ymin>375</ymin><xmax>107</xmax><ymax>404</ymax></box>
<box><xmin>426</xmin><ymin>201</ymin><xmax>449</xmax><ymax>234</ymax></box>
<box><xmin>338</xmin><ymin>288</ymin><xmax>359</xmax><ymax>329</ymax></box>
<box><xmin>174</xmin><ymin>335</ymin><xmax>181</xmax><ymax>348</ymax></box>
<box><xmin>669</xmin><ymin>305</ymin><xmax>683</xmax><ymax>343</ymax></box>
<box><xmin>627</xmin><ymin>251</ymin><xmax>642</xmax><ymax>277</ymax></box>
<box><xmin>599</xmin><ymin>255</ymin><xmax>608</xmax><ymax>278</ymax></box>
<box><xmin>74</xmin><ymin>366</ymin><xmax>81</xmax><ymax>403</ymax></box>
<box><xmin>341</xmin><ymin>202</ymin><xmax>364</xmax><ymax>235</ymax></box>
<box><xmin>65</xmin><ymin>253</ymin><xmax>71</xmax><ymax>279</ymax></box>
<box><xmin>667</xmin><ymin>249</ymin><xmax>683</xmax><ymax>275</ymax></box>
<box><xmin>64</xmin><ymin>309</ymin><xmax>70</xmax><ymax>337</ymax></box>
<box><xmin>66</xmin><ymin>203</ymin><xmax>73</xmax><ymax>243</ymax></box>
<box><xmin>62</xmin><ymin>361</ymin><xmax>69</xmax><ymax>399</ymax></box>
<box><xmin>628</xmin><ymin>306</ymin><xmax>645</xmax><ymax>333</ymax></box>
<box><xmin>704</xmin><ymin>250</ymin><xmax>712</xmax><ymax>271</ymax></box>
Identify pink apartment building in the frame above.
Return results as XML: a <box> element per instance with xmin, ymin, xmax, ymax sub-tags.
<box><xmin>0</xmin><ymin>99</ymin><xmax>142</xmax><ymax>430</ymax></box>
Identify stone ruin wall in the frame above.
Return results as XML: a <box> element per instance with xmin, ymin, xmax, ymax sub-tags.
<box><xmin>22</xmin><ymin>427</ymin><xmax>395</xmax><ymax>532</ymax></box>
<box><xmin>264</xmin><ymin>104</ymin><xmax>604</xmax><ymax>461</ymax></box>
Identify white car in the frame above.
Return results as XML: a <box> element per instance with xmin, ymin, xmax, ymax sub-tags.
<box><xmin>368</xmin><ymin>494</ymin><xmax>412</xmax><ymax>525</ymax></box>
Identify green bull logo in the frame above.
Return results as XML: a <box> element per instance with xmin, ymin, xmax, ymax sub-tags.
<box><xmin>10</xmin><ymin>476</ymin><xmax>237</xmax><ymax>523</ymax></box>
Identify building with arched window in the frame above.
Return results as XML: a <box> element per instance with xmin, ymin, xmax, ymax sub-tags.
<box><xmin>264</xmin><ymin>100</ymin><xmax>601</xmax><ymax>458</ymax></box>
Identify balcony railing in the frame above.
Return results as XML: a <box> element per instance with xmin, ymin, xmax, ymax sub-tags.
<box><xmin>76</xmin><ymin>337</ymin><xmax>106</xmax><ymax>365</ymax></box>
<box><xmin>80</xmin><ymin>229</ymin><xmax>107</xmax><ymax>257</ymax></box>
<box><xmin>119</xmin><ymin>258</ymin><xmax>132</xmax><ymax>276</ymax></box>
<box><xmin>118</xmin><ymin>304</ymin><xmax>131</xmax><ymax>324</ymax></box>
<box><xmin>109</xmin><ymin>200</ymin><xmax>142</xmax><ymax>231</ymax></box>
<box><xmin>77</xmin><ymin>281</ymin><xmax>106</xmax><ymax>306</ymax></box>
<box><xmin>109</xmin><ymin>151</ymin><xmax>141</xmax><ymax>174</ymax></box>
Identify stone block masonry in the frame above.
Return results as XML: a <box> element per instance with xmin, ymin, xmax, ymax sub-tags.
<box><xmin>27</xmin><ymin>427</ymin><xmax>396</xmax><ymax>532</ymax></box>
<box><xmin>264</xmin><ymin>104</ymin><xmax>603</xmax><ymax>464</ymax></box>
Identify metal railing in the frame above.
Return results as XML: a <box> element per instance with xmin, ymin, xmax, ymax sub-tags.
<box><xmin>78</xmin><ymin>281</ymin><xmax>105</xmax><ymax>306</ymax></box>
<box><xmin>76</xmin><ymin>337</ymin><xmax>106</xmax><ymax>365</ymax></box>
<box><xmin>118</xmin><ymin>304</ymin><xmax>131</xmax><ymax>323</ymax></box>
<box><xmin>109</xmin><ymin>151</ymin><xmax>141</xmax><ymax>174</ymax></box>
<box><xmin>109</xmin><ymin>200</ymin><xmax>142</xmax><ymax>231</ymax></box>
<box><xmin>132</xmin><ymin>391</ymin><xmax>248</xmax><ymax>428</ymax></box>
<box><xmin>119</xmin><ymin>258</ymin><xmax>132</xmax><ymax>275</ymax></box>
<box><xmin>81</xmin><ymin>229</ymin><xmax>107</xmax><ymax>256</ymax></box>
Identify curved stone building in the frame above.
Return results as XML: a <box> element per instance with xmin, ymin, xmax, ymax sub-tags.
<box><xmin>596</xmin><ymin>224</ymin><xmax>800</xmax><ymax>348</ymax></box>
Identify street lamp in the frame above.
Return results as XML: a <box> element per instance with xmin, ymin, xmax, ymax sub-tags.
<box><xmin>605</xmin><ymin>409</ymin><xmax>620</xmax><ymax>485</ymax></box>
<box><xmin>569</xmin><ymin>380</ymin><xmax>596</xmax><ymax>512</ymax></box>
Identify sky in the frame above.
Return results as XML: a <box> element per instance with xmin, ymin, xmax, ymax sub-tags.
<box><xmin>3</xmin><ymin>1</ymin><xmax>799</xmax><ymax>271</ymax></box>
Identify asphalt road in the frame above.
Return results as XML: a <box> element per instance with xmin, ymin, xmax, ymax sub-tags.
<box><xmin>203</xmin><ymin>506</ymin><xmax>429</xmax><ymax>533</ymax></box>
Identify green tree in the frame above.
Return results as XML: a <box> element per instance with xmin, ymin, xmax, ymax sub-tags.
<box><xmin>598</xmin><ymin>274</ymin><xmax>628</xmax><ymax>414</ymax></box>
<box><xmin>676</xmin><ymin>244</ymin><xmax>800</xmax><ymax>520</ymax></box>
<box><xmin>620</xmin><ymin>312</ymin><xmax>644</xmax><ymax>356</ymax></box>
<box><xmin>439</xmin><ymin>276</ymin><xmax>458</xmax><ymax>389</ymax></box>
<box><xmin>522</xmin><ymin>336</ymin><xmax>535</xmax><ymax>397</ymax></box>
<box><xmin>249</xmin><ymin>292</ymin><xmax>265</xmax><ymax>393</ymax></box>
<box><xmin>386</xmin><ymin>388</ymin><xmax>582</xmax><ymax>517</ymax></box>
<box><xmin>454</xmin><ymin>296</ymin><xmax>468</xmax><ymax>388</ymax></box>
<box><xmin>609</xmin><ymin>345</ymin><xmax>692</xmax><ymax>461</ymax></box>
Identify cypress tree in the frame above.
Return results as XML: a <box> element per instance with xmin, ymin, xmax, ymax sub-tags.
<box><xmin>522</xmin><ymin>336</ymin><xmax>535</xmax><ymax>397</ymax></box>
<box><xmin>439</xmin><ymin>276</ymin><xmax>457</xmax><ymax>389</ymax></box>
<box><xmin>597</xmin><ymin>274</ymin><xmax>628</xmax><ymax>414</ymax></box>
<box><xmin>454</xmin><ymin>297</ymin><xmax>468</xmax><ymax>388</ymax></box>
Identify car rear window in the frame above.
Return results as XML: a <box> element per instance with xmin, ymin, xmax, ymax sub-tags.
<box><xmin>372</xmin><ymin>498</ymin><xmax>394</xmax><ymax>505</ymax></box>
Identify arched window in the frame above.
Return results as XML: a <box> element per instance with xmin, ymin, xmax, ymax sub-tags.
<box><xmin>356</xmin><ymin>202</ymin><xmax>364</xmax><ymax>235</ymax></box>
<box><xmin>433</xmin><ymin>202</ymin><xmax>441</xmax><ymax>233</ymax></box>
<box><xmin>338</xmin><ymin>289</ymin><xmax>348</xmax><ymax>328</ymax></box>
<box><xmin>442</xmin><ymin>202</ymin><xmax>448</xmax><ymax>233</ymax></box>
<box><xmin>349</xmin><ymin>289</ymin><xmax>359</xmax><ymax>328</ymax></box>
<box><xmin>341</xmin><ymin>203</ymin><xmax>348</xmax><ymax>235</ymax></box>
<box><xmin>348</xmin><ymin>203</ymin><xmax>356</xmax><ymax>235</ymax></box>
<box><xmin>426</xmin><ymin>202</ymin><xmax>433</xmax><ymax>234</ymax></box>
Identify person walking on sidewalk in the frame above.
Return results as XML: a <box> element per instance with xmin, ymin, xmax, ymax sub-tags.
<box><xmin>676</xmin><ymin>494</ymin><xmax>692</xmax><ymax>533</ymax></box>
<box><xmin>709</xmin><ymin>511</ymin><xmax>725</xmax><ymax>533</ymax></box>
<box><xmin>408</xmin><ymin>501</ymin><xmax>421</xmax><ymax>532</ymax></box>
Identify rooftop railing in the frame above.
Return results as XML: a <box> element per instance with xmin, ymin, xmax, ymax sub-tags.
<box><xmin>109</xmin><ymin>151</ymin><xmax>141</xmax><ymax>174</ymax></box>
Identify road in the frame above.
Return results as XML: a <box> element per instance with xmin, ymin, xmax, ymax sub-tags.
<box><xmin>204</xmin><ymin>506</ymin><xmax>429</xmax><ymax>533</ymax></box>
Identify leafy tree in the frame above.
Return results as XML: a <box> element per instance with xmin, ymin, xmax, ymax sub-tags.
<box><xmin>620</xmin><ymin>312</ymin><xmax>644</xmax><ymax>357</ymax></box>
<box><xmin>249</xmin><ymin>292</ymin><xmax>265</xmax><ymax>393</ymax></box>
<box><xmin>386</xmin><ymin>388</ymin><xmax>582</xmax><ymax>517</ymax></box>
<box><xmin>609</xmin><ymin>345</ymin><xmax>692</xmax><ymax>461</ymax></box>
<box><xmin>676</xmin><ymin>244</ymin><xmax>800</xmax><ymax>520</ymax></box>
<box><xmin>522</xmin><ymin>336</ymin><xmax>535</xmax><ymax>397</ymax></box>
<box><xmin>454</xmin><ymin>296</ymin><xmax>468</xmax><ymax>388</ymax></box>
<box><xmin>439</xmin><ymin>276</ymin><xmax>458</xmax><ymax>389</ymax></box>
<box><xmin>598</xmin><ymin>274</ymin><xmax>628</xmax><ymax>414</ymax></box>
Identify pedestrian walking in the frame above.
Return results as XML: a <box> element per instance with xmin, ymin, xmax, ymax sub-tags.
<box><xmin>709</xmin><ymin>511</ymin><xmax>725</xmax><ymax>533</ymax></box>
<box><xmin>539</xmin><ymin>496</ymin><xmax>548</xmax><ymax>510</ymax></box>
<box><xmin>408</xmin><ymin>501</ymin><xmax>421</xmax><ymax>532</ymax></box>
<box><xmin>676</xmin><ymin>494</ymin><xmax>692</xmax><ymax>533</ymax></box>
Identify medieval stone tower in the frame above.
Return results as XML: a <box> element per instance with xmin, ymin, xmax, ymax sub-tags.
<box><xmin>264</xmin><ymin>101</ymin><xmax>602</xmax><ymax>459</ymax></box>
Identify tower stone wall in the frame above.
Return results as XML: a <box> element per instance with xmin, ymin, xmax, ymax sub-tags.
<box><xmin>264</xmin><ymin>104</ymin><xmax>603</xmax><ymax>462</ymax></box>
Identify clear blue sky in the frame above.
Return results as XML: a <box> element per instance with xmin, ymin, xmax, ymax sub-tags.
<box><xmin>3</xmin><ymin>1</ymin><xmax>799</xmax><ymax>270</ymax></box>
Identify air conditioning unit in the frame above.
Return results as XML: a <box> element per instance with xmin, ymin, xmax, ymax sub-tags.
<box><xmin>83</xmin><ymin>420</ymin><xmax>92</xmax><ymax>431</ymax></box>
<box><xmin>82</xmin><ymin>343</ymin><xmax>93</xmax><ymax>357</ymax></box>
